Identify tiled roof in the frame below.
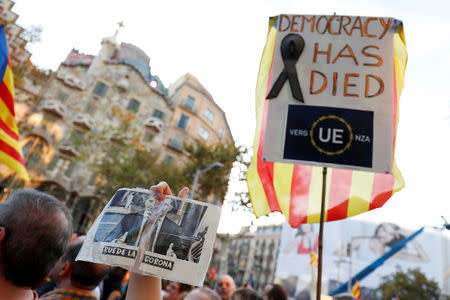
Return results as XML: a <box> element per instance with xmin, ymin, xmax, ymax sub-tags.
<box><xmin>62</xmin><ymin>49</ymin><xmax>94</xmax><ymax>66</ymax></box>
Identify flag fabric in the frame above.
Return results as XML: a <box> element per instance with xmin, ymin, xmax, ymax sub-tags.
<box><xmin>391</xmin><ymin>291</ymin><xmax>399</xmax><ymax>300</ymax></box>
<box><xmin>352</xmin><ymin>281</ymin><xmax>361</xmax><ymax>300</ymax></box>
<box><xmin>247</xmin><ymin>16</ymin><xmax>407</xmax><ymax>227</ymax></box>
<box><xmin>309</xmin><ymin>249</ymin><xmax>318</xmax><ymax>268</ymax></box>
<box><xmin>0</xmin><ymin>25</ymin><xmax>29</xmax><ymax>181</ymax></box>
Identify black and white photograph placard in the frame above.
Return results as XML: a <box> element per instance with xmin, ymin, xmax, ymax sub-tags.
<box><xmin>77</xmin><ymin>188</ymin><xmax>221</xmax><ymax>286</ymax></box>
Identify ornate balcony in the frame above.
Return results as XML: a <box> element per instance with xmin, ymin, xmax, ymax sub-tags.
<box><xmin>59</xmin><ymin>144</ymin><xmax>79</xmax><ymax>157</ymax></box>
<box><xmin>144</xmin><ymin>117</ymin><xmax>163</xmax><ymax>133</ymax></box>
<box><xmin>56</xmin><ymin>73</ymin><xmax>85</xmax><ymax>90</ymax></box>
<box><xmin>41</xmin><ymin>99</ymin><xmax>66</xmax><ymax>118</ymax></box>
<box><xmin>72</xmin><ymin>113</ymin><xmax>94</xmax><ymax>130</ymax></box>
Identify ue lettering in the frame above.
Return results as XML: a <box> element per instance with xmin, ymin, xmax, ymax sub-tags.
<box><xmin>318</xmin><ymin>128</ymin><xmax>344</xmax><ymax>144</ymax></box>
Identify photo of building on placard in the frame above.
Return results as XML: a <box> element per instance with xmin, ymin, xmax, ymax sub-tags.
<box><xmin>145</xmin><ymin>197</ymin><xmax>209</xmax><ymax>263</ymax></box>
<box><xmin>94</xmin><ymin>189</ymin><xmax>156</xmax><ymax>247</ymax></box>
<box><xmin>94</xmin><ymin>212</ymin><xmax>143</xmax><ymax>246</ymax></box>
<box><xmin>78</xmin><ymin>189</ymin><xmax>222</xmax><ymax>286</ymax></box>
<box><xmin>108</xmin><ymin>189</ymin><xmax>148</xmax><ymax>209</ymax></box>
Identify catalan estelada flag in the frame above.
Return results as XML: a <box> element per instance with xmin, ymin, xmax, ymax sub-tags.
<box><xmin>352</xmin><ymin>281</ymin><xmax>361</xmax><ymax>300</ymax></box>
<box><xmin>0</xmin><ymin>25</ymin><xmax>29</xmax><ymax>181</ymax></box>
<box><xmin>247</xmin><ymin>16</ymin><xmax>407</xmax><ymax>227</ymax></box>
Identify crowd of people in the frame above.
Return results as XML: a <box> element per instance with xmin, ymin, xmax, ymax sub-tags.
<box><xmin>0</xmin><ymin>182</ymin><xmax>288</xmax><ymax>300</ymax></box>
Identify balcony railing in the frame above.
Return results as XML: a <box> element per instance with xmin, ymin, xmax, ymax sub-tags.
<box><xmin>144</xmin><ymin>117</ymin><xmax>163</xmax><ymax>133</ymax></box>
<box><xmin>72</xmin><ymin>113</ymin><xmax>94</xmax><ymax>130</ymax></box>
<box><xmin>40</xmin><ymin>99</ymin><xmax>67</xmax><ymax>118</ymax></box>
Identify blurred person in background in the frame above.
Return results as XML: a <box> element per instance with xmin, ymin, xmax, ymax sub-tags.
<box><xmin>163</xmin><ymin>281</ymin><xmax>193</xmax><ymax>300</ymax></box>
<box><xmin>267</xmin><ymin>284</ymin><xmax>287</xmax><ymax>300</ymax></box>
<box><xmin>231</xmin><ymin>288</ymin><xmax>262</xmax><ymax>300</ymax></box>
<box><xmin>40</xmin><ymin>239</ymin><xmax>110</xmax><ymax>300</ymax></box>
<box><xmin>215</xmin><ymin>275</ymin><xmax>236</xmax><ymax>300</ymax></box>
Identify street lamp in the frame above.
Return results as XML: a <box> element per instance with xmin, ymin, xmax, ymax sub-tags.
<box><xmin>190</xmin><ymin>161</ymin><xmax>224</xmax><ymax>199</ymax></box>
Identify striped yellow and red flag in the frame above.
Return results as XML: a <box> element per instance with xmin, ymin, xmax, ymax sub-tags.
<box><xmin>0</xmin><ymin>25</ymin><xmax>29</xmax><ymax>181</ymax></box>
<box><xmin>309</xmin><ymin>250</ymin><xmax>318</xmax><ymax>268</ymax></box>
<box><xmin>352</xmin><ymin>281</ymin><xmax>361</xmax><ymax>300</ymax></box>
<box><xmin>247</xmin><ymin>16</ymin><xmax>407</xmax><ymax>227</ymax></box>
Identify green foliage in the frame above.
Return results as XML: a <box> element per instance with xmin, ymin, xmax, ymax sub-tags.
<box><xmin>184</xmin><ymin>142</ymin><xmax>243</xmax><ymax>201</ymax></box>
<box><xmin>376</xmin><ymin>267</ymin><xmax>445</xmax><ymax>300</ymax></box>
<box><xmin>93</xmin><ymin>147</ymin><xmax>187</xmax><ymax>201</ymax></box>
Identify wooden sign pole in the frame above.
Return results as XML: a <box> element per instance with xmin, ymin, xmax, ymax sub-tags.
<box><xmin>316</xmin><ymin>167</ymin><xmax>327</xmax><ymax>300</ymax></box>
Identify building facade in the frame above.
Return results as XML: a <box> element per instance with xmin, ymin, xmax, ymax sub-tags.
<box><xmin>210</xmin><ymin>224</ymin><xmax>282</xmax><ymax>292</ymax></box>
<box><xmin>0</xmin><ymin>0</ymin><xmax>31</xmax><ymax>66</ymax></box>
<box><xmin>0</xmin><ymin>24</ymin><xmax>233</xmax><ymax>232</ymax></box>
<box><xmin>164</xmin><ymin>73</ymin><xmax>234</xmax><ymax>166</ymax></box>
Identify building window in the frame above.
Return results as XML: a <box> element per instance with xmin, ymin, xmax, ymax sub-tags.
<box><xmin>93</xmin><ymin>81</ymin><xmax>108</xmax><ymax>97</ymax></box>
<box><xmin>204</xmin><ymin>108</ymin><xmax>215</xmax><ymax>123</ymax></box>
<box><xmin>198</xmin><ymin>126</ymin><xmax>210</xmax><ymax>141</ymax></box>
<box><xmin>152</xmin><ymin>109</ymin><xmax>165</xmax><ymax>120</ymax></box>
<box><xmin>183</xmin><ymin>95</ymin><xmax>195</xmax><ymax>111</ymax></box>
<box><xmin>163</xmin><ymin>154</ymin><xmax>174</xmax><ymax>165</ymax></box>
<box><xmin>84</xmin><ymin>102</ymin><xmax>96</xmax><ymax>116</ymax></box>
<box><xmin>169</xmin><ymin>133</ymin><xmax>183</xmax><ymax>151</ymax></box>
<box><xmin>89</xmin><ymin>174</ymin><xmax>97</xmax><ymax>185</ymax></box>
<box><xmin>47</xmin><ymin>155</ymin><xmax>59</xmax><ymax>170</ymax></box>
<box><xmin>218</xmin><ymin>128</ymin><xmax>224</xmax><ymax>139</ymax></box>
<box><xmin>56</xmin><ymin>90</ymin><xmax>68</xmax><ymax>102</ymax></box>
<box><xmin>127</xmin><ymin>98</ymin><xmax>140</xmax><ymax>113</ymax></box>
<box><xmin>144</xmin><ymin>131</ymin><xmax>154</xmax><ymax>142</ymax></box>
<box><xmin>177</xmin><ymin>114</ymin><xmax>189</xmax><ymax>130</ymax></box>
<box><xmin>65</xmin><ymin>161</ymin><xmax>76</xmax><ymax>177</ymax></box>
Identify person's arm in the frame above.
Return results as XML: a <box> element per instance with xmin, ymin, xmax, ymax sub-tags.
<box><xmin>126</xmin><ymin>182</ymin><xmax>189</xmax><ymax>300</ymax></box>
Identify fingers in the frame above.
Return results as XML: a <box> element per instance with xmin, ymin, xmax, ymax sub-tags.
<box><xmin>178</xmin><ymin>187</ymin><xmax>189</xmax><ymax>198</ymax></box>
<box><xmin>150</xmin><ymin>181</ymin><xmax>172</xmax><ymax>201</ymax></box>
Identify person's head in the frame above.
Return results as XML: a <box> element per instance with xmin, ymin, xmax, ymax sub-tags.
<box><xmin>54</xmin><ymin>240</ymin><xmax>110</xmax><ymax>290</ymax></box>
<box><xmin>215</xmin><ymin>275</ymin><xmax>236</xmax><ymax>300</ymax></box>
<box><xmin>185</xmin><ymin>287</ymin><xmax>221</xmax><ymax>300</ymax></box>
<box><xmin>263</xmin><ymin>284</ymin><xmax>273</xmax><ymax>300</ymax></box>
<box><xmin>0</xmin><ymin>189</ymin><xmax>73</xmax><ymax>287</ymax></box>
<box><xmin>374</xmin><ymin>223</ymin><xmax>404</xmax><ymax>247</ymax></box>
<box><xmin>173</xmin><ymin>237</ymin><xmax>193</xmax><ymax>259</ymax></box>
<box><xmin>231</xmin><ymin>288</ymin><xmax>262</xmax><ymax>300</ymax></box>
<box><xmin>165</xmin><ymin>281</ymin><xmax>193</xmax><ymax>300</ymax></box>
<box><xmin>267</xmin><ymin>284</ymin><xmax>287</xmax><ymax>300</ymax></box>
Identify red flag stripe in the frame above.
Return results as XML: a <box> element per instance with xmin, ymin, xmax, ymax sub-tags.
<box><xmin>0</xmin><ymin>138</ymin><xmax>26</xmax><ymax>166</ymax></box>
<box><xmin>289</xmin><ymin>165</ymin><xmax>313</xmax><ymax>227</ymax></box>
<box><xmin>255</xmin><ymin>44</ymin><xmax>280</xmax><ymax>212</ymax></box>
<box><xmin>0</xmin><ymin>118</ymin><xmax>18</xmax><ymax>140</ymax></box>
<box><xmin>369</xmin><ymin>66</ymin><xmax>397</xmax><ymax>210</ymax></box>
<box><xmin>326</xmin><ymin>168</ymin><xmax>352</xmax><ymax>221</ymax></box>
<box><xmin>0</xmin><ymin>79</ymin><xmax>15</xmax><ymax>116</ymax></box>
<box><xmin>369</xmin><ymin>173</ymin><xmax>394</xmax><ymax>210</ymax></box>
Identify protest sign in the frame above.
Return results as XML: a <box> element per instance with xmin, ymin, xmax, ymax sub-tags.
<box><xmin>77</xmin><ymin>188</ymin><xmax>221</xmax><ymax>286</ymax></box>
<box><xmin>262</xmin><ymin>15</ymin><xmax>399</xmax><ymax>173</ymax></box>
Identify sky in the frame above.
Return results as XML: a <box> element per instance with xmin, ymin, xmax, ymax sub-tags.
<box><xmin>12</xmin><ymin>0</ymin><xmax>450</xmax><ymax>233</ymax></box>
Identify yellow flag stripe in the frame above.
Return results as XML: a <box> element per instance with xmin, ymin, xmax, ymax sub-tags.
<box><xmin>247</xmin><ymin>18</ymin><xmax>278</xmax><ymax>217</ymax></box>
<box><xmin>0</xmin><ymin>95</ymin><xmax>18</xmax><ymax>134</ymax></box>
<box><xmin>273</xmin><ymin>163</ymin><xmax>293</xmax><ymax>221</ymax></box>
<box><xmin>0</xmin><ymin>127</ymin><xmax>22</xmax><ymax>152</ymax></box>
<box><xmin>0</xmin><ymin>151</ymin><xmax>29</xmax><ymax>181</ymax></box>
<box><xmin>3</xmin><ymin>66</ymin><xmax>15</xmax><ymax>98</ymax></box>
<box><xmin>347</xmin><ymin>171</ymin><xmax>374</xmax><ymax>217</ymax></box>
<box><xmin>306</xmin><ymin>167</ymin><xmax>323</xmax><ymax>223</ymax></box>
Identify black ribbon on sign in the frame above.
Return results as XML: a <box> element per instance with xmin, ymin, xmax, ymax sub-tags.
<box><xmin>266</xmin><ymin>33</ymin><xmax>305</xmax><ymax>102</ymax></box>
